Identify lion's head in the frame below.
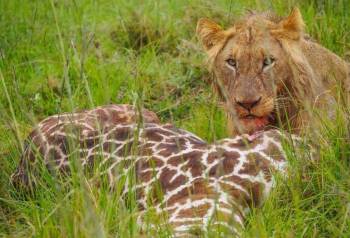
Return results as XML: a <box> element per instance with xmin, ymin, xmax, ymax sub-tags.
<box><xmin>197</xmin><ymin>8</ymin><xmax>319</xmax><ymax>135</ymax></box>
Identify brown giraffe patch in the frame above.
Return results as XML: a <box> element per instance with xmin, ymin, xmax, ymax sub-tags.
<box><xmin>177</xmin><ymin>202</ymin><xmax>211</xmax><ymax>218</ymax></box>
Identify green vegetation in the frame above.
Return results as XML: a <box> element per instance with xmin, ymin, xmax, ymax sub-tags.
<box><xmin>0</xmin><ymin>0</ymin><xmax>349</xmax><ymax>237</ymax></box>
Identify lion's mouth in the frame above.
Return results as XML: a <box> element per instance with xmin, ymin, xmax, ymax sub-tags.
<box><xmin>238</xmin><ymin>113</ymin><xmax>275</xmax><ymax>134</ymax></box>
<box><xmin>241</xmin><ymin>114</ymin><xmax>260</xmax><ymax>120</ymax></box>
<box><xmin>240</xmin><ymin>114</ymin><xmax>269</xmax><ymax>125</ymax></box>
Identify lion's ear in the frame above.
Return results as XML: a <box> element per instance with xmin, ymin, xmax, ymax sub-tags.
<box><xmin>196</xmin><ymin>18</ymin><xmax>226</xmax><ymax>50</ymax></box>
<box><xmin>272</xmin><ymin>7</ymin><xmax>304</xmax><ymax>40</ymax></box>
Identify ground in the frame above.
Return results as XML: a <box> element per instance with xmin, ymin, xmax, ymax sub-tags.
<box><xmin>0</xmin><ymin>0</ymin><xmax>350</xmax><ymax>237</ymax></box>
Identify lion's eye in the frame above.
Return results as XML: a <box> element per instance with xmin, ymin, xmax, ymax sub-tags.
<box><xmin>263</xmin><ymin>57</ymin><xmax>275</xmax><ymax>69</ymax></box>
<box><xmin>226</xmin><ymin>58</ymin><xmax>237</xmax><ymax>69</ymax></box>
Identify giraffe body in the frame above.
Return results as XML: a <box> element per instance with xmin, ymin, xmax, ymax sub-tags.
<box><xmin>12</xmin><ymin>104</ymin><xmax>305</xmax><ymax>237</ymax></box>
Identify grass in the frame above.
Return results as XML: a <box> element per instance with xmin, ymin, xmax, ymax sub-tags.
<box><xmin>0</xmin><ymin>0</ymin><xmax>349</xmax><ymax>237</ymax></box>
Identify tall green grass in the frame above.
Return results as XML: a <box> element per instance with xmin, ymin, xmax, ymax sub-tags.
<box><xmin>0</xmin><ymin>0</ymin><xmax>349</xmax><ymax>237</ymax></box>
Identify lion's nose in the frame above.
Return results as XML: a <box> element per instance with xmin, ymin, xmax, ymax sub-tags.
<box><xmin>235</xmin><ymin>97</ymin><xmax>262</xmax><ymax>111</ymax></box>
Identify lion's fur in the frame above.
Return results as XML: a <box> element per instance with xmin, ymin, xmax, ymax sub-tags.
<box><xmin>197</xmin><ymin>8</ymin><xmax>350</xmax><ymax>135</ymax></box>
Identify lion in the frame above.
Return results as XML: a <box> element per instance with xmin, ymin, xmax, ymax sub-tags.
<box><xmin>196</xmin><ymin>8</ymin><xmax>350</xmax><ymax>135</ymax></box>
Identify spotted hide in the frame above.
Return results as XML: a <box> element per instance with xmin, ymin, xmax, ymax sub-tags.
<box><xmin>11</xmin><ymin>104</ymin><xmax>311</xmax><ymax>237</ymax></box>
